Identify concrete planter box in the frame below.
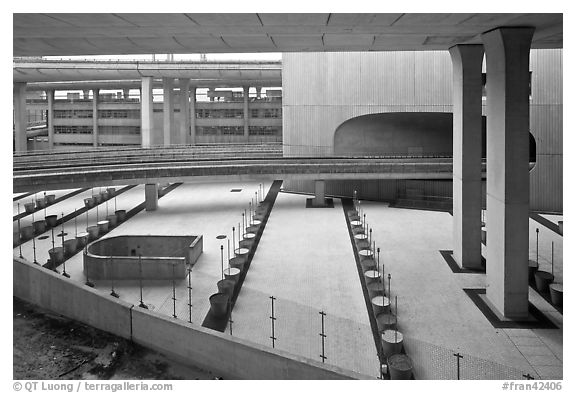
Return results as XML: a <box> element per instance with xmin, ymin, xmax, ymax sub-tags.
<box><xmin>381</xmin><ymin>329</ymin><xmax>403</xmax><ymax>359</ymax></box>
<box><xmin>549</xmin><ymin>283</ymin><xmax>563</xmax><ymax>306</ymax></box>
<box><xmin>115</xmin><ymin>210</ymin><xmax>127</xmax><ymax>222</ymax></box>
<box><xmin>33</xmin><ymin>220</ymin><xmax>47</xmax><ymax>234</ymax></box>
<box><xmin>388</xmin><ymin>354</ymin><xmax>413</xmax><ymax>380</ymax></box>
<box><xmin>364</xmin><ymin>270</ymin><xmax>381</xmax><ymax>285</ymax></box>
<box><xmin>243</xmin><ymin>232</ymin><xmax>256</xmax><ymax>240</ymax></box>
<box><xmin>101</xmin><ymin>191</ymin><xmax>109</xmax><ymax>201</ymax></box>
<box><xmin>86</xmin><ymin>225</ymin><xmax>100</xmax><ymax>240</ymax></box>
<box><xmin>217</xmin><ymin>279</ymin><xmax>235</xmax><ymax>297</ymax></box>
<box><xmin>534</xmin><ymin>271</ymin><xmax>554</xmax><ymax>293</ymax></box>
<box><xmin>376</xmin><ymin>312</ymin><xmax>396</xmax><ymax>332</ymax></box>
<box><xmin>46</xmin><ymin>194</ymin><xmax>56</xmax><ymax>204</ymax></box>
<box><xmin>371</xmin><ymin>295</ymin><xmax>390</xmax><ymax>315</ymax></box>
<box><xmin>84</xmin><ymin>198</ymin><xmax>95</xmax><ymax>208</ymax></box>
<box><xmin>106</xmin><ymin>214</ymin><xmax>118</xmax><ymax>228</ymax></box>
<box><xmin>97</xmin><ymin>220</ymin><xmax>110</xmax><ymax>234</ymax></box>
<box><xmin>21</xmin><ymin>226</ymin><xmax>34</xmax><ymax>241</ymax></box>
<box><xmin>106</xmin><ymin>188</ymin><xmax>116</xmax><ymax>197</ymax></box>
<box><xmin>24</xmin><ymin>202</ymin><xmax>35</xmax><ymax>213</ymax></box>
<box><xmin>234</xmin><ymin>247</ymin><xmax>250</xmax><ymax>257</ymax></box>
<box><xmin>76</xmin><ymin>232</ymin><xmax>89</xmax><ymax>248</ymax></box>
<box><xmin>93</xmin><ymin>194</ymin><xmax>103</xmax><ymax>204</ymax></box>
<box><xmin>63</xmin><ymin>238</ymin><xmax>78</xmax><ymax>256</ymax></box>
<box><xmin>45</xmin><ymin>215</ymin><xmax>58</xmax><ymax>227</ymax></box>
<box><xmin>49</xmin><ymin>247</ymin><xmax>64</xmax><ymax>264</ymax></box>
<box><xmin>209</xmin><ymin>293</ymin><xmax>229</xmax><ymax>318</ymax></box>
<box><xmin>224</xmin><ymin>267</ymin><xmax>241</xmax><ymax>283</ymax></box>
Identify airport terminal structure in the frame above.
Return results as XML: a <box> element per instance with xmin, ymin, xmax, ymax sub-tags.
<box><xmin>13</xmin><ymin>13</ymin><xmax>563</xmax><ymax>380</ymax></box>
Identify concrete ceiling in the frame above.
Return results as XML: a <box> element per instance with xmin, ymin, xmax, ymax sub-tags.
<box><xmin>14</xmin><ymin>13</ymin><xmax>563</xmax><ymax>56</ymax></box>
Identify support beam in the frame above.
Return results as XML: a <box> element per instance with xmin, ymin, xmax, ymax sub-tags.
<box><xmin>178</xmin><ymin>79</ymin><xmax>190</xmax><ymax>145</ymax></box>
<box><xmin>92</xmin><ymin>89</ymin><xmax>99</xmax><ymax>147</ymax></box>
<box><xmin>449</xmin><ymin>44</ymin><xmax>484</xmax><ymax>270</ymax></box>
<box><xmin>13</xmin><ymin>82</ymin><xmax>27</xmax><ymax>152</ymax></box>
<box><xmin>190</xmin><ymin>86</ymin><xmax>197</xmax><ymax>145</ymax></box>
<box><xmin>140</xmin><ymin>77</ymin><xmax>154</xmax><ymax>147</ymax></box>
<box><xmin>482</xmin><ymin>27</ymin><xmax>534</xmax><ymax>319</ymax></box>
<box><xmin>145</xmin><ymin>183</ymin><xmax>159</xmax><ymax>211</ymax></box>
<box><xmin>47</xmin><ymin>89</ymin><xmax>55</xmax><ymax>150</ymax></box>
<box><xmin>243</xmin><ymin>86</ymin><xmax>250</xmax><ymax>141</ymax></box>
<box><xmin>312</xmin><ymin>180</ymin><xmax>327</xmax><ymax>207</ymax></box>
<box><xmin>163</xmin><ymin>78</ymin><xmax>174</xmax><ymax>146</ymax></box>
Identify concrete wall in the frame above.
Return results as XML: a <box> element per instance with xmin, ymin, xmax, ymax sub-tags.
<box><xmin>13</xmin><ymin>258</ymin><xmax>366</xmax><ymax>380</ymax></box>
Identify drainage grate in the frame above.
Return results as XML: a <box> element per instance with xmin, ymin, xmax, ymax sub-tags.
<box><xmin>230</xmin><ymin>189</ymin><xmax>242</xmax><ymax>193</ymax></box>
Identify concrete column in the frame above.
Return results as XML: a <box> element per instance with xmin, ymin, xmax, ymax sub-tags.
<box><xmin>256</xmin><ymin>86</ymin><xmax>262</xmax><ymax>99</ymax></box>
<box><xmin>140</xmin><ymin>77</ymin><xmax>154</xmax><ymax>147</ymax></box>
<box><xmin>190</xmin><ymin>86</ymin><xmax>197</xmax><ymax>145</ymax></box>
<box><xmin>312</xmin><ymin>180</ymin><xmax>327</xmax><ymax>207</ymax></box>
<box><xmin>178</xmin><ymin>79</ymin><xmax>190</xmax><ymax>145</ymax></box>
<box><xmin>163</xmin><ymin>78</ymin><xmax>174</xmax><ymax>145</ymax></box>
<box><xmin>13</xmin><ymin>83</ymin><xmax>28</xmax><ymax>152</ymax></box>
<box><xmin>449</xmin><ymin>45</ymin><xmax>484</xmax><ymax>270</ymax></box>
<box><xmin>209</xmin><ymin>88</ymin><xmax>215</xmax><ymax>102</ymax></box>
<box><xmin>123</xmin><ymin>88</ymin><xmax>130</xmax><ymax>100</ymax></box>
<box><xmin>243</xmin><ymin>86</ymin><xmax>250</xmax><ymax>141</ymax></box>
<box><xmin>83</xmin><ymin>90</ymin><xmax>90</xmax><ymax>100</ymax></box>
<box><xmin>92</xmin><ymin>89</ymin><xmax>99</xmax><ymax>147</ymax></box>
<box><xmin>482</xmin><ymin>27</ymin><xmax>534</xmax><ymax>319</ymax></box>
<box><xmin>47</xmin><ymin>89</ymin><xmax>55</xmax><ymax>150</ymax></box>
<box><xmin>145</xmin><ymin>184</ymin><xmax>159</xmax><ymax>211</ymax></box>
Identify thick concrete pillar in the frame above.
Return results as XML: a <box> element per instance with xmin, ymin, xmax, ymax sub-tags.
<box><xmin>243</xmin><ymin>86</ymin><xmax>250</xmax><ymax>140</ymax></box>
<box><xmin>47</xmin><ymin>89</ymin><xmax>55</xmax><ymax>150</ymax></box>
<box><xmin>178</xmin><ymin>79</ymin><xmax>190</xmax><ymax>145</ymax></box>
<box><xmin>312</xmin><ymin>180</ymin><xmax>327</xmax><ymax>207</ymax></box>
<box><xmin>449</xmin><ymin>44</ymin><xmax>484</xmax><ymax>270</ymax></box>
<box><xmin>13</xmin><ymin>82</ymin><xmax>27</xmax><ymax>152</ymax></box>
<box><xmin>190</xmin><ymin>86</ymin><xmax>197</xmax><ymax>145</ymax></box>
<box><xmin>163</xmin><ymin>78</ymin><xmax>174</xmax><ymax>145</ymax></box>
<box><xmin>256</xmin><ymin>86</ymin><xmax>262</xmax><ymax>99</ymax></box>
<box><xmin>145</xmin><ymin>184</ymin><xmax>159</xmax><ymax>211</ymax></box>
<box><xmin>123</xmin><ymin>88</ymin><xmax>130</xmax><ymax>100</ymax></box>
<box><xmin>482</xmin><ymin>27</ymin><xmax>534</xmax><ymax>319</ymax></box>
<box><xmin>92</xmin><ymin>89</ymin><xmax>99</xmax><ymax>147</ymax></box>
<box><xmin>83</xmin><ymin>90</ymin><xmax>90</xmax><ymax>100</ymax></box>
<box><xmin>140</xmin><ymin>77</ymin><xmax>154</xmax><ymax>147</ymax></box>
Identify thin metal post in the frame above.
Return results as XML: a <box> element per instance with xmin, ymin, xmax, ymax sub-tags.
<box><xmin>187</xmin><ymin>266</ymin><xmax>192</xmax><ymax>323</ymax></box>
<box><xmin>551</xmin><ymin>241</ymin><xmax>554</xmax><ymax>277</ymax></box>
<box><xmin>86</xmin><ymin>209</ymin><xmax>89</xmax><ymax>228</ymax></box>
<box><xmin>228</xmin><ymin>298</ymin><xmax>233</xmax><ymax>336</ymax></box>
<box><xmin>369</xmin><ymin>228</ymin><xmax>372</xmax><ymax>248</ymax></box>
<box><xmin>319</xmin><ymin>310</ymin><xmax>327</xmax><ymax>363</ymax></box>
<box><xmin>232</xmin><ymin>227</ymin><xmax>236</xmax><ymax>251</ymax></box>
<box><xmin>387</xmin><ymin>273</ymin><xmax>391</xmax><ymax>299</ymax></box>
<box><xmin>536</xmin><ymin>228</ymin><xmax>539</xmax><ymax>264</ymax></box>
<box><xmin>62</xmin><ymin>213</ymin><xmax>70</xmax><ymax>278</ymax></box>
<box><xmin>109</xmin><ymin>255</ymin><xmax>118</xmax><ymax>297</ymax></box>
<box><xmin>454</xmin><ymin>352</ymin><xmax>463</xmax><ymax>380</ymax></box>
<box><xmin>43</xmin><ymin>191</ymin><xmax>47</xmax><ymax>216</ymax></box>
<box><xmin>106</xmin><ymin>197</ymin><xmax>109</xmax><ymax>216</ymax></box>
<box><xmin>377</xmin><ymin>247</ymin><xmax>380</xmax><ymax>273</ymax></box>
<box><xmin>227</xmin><ymin>239</ymin><xmax>230</xmax><ymax>263</ymax></box>
<box><xmin>17</xmin><ymin>203</ymin><xmax>23</xmax><ymax>258</ymax></box>
<box><xmin>114</xmin><ymin>195</ymin><xmax>117</xmax><ymax>212</ymax></box>
<box><xmin>249</xmin><ymin>201</ymin><xmax>253</xmax><ymax>226</ymax></box>
<box><xmin>270</xmin><ymin>295</ymin><xmax>277</xmax><ymax>348</ymax></box>
<box><xmin>220</xmin><ymin>245</ymin><xmax>224</xmax><ymax>281</ymax></box>
<box><xmin>172</xmin><ymin>263</ymin><xmax>177</xmax><ymax>318</ymax></box>
<box><xmin>74</xmin><ymin>209</ymin><xmax>77</xmax><ymax>236</ymax></box>
<box><xmin>138</xmin><ymin>254</ymin><xmax>148</xmax><ymax>309</ymax></box>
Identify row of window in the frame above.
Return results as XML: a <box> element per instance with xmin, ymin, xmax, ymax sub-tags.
<box><xmin>54</xmin><ymin>110</ymin><xmax>93</xmax><ymax>119</ymax></box>
<box><xmin>54</xmin><ymin>126</ymin><xmax>92</xmax><ymax>134</ymax></box>
<box><xmin>99</xmin><ymin>110</ymin><xmax>140</xmax><ymax>119</ymax></box>
<box><xmin>197</xmin><ymin>126</ymin><xmax>281</xmax><ymax>136</ymax></box>
<box><xmin>249</xmin><ymin>126</ymin><xmax>281</xmax><ymax>136</ymax></box>
<box><xmin>99</xmin><ymin>126</ymin><xmax>141</xmax><ymax>135</ymax></box>
<box><xmin>196</xmin><ymin>109</ymin><xmax>244</xmax><ymax>119</ymax></box>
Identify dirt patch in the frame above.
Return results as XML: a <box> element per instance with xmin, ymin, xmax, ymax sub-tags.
<box><xmin>13</xmin><ymin>297</ymin><xmax>221</xmax><ymax>380</ymax></box>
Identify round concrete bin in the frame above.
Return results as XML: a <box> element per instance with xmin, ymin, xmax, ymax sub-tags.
<box><xmin>359</xmin><ymin>248</ymin><xmax>374</xmax><ymax>258</ymax></box>
<box><xmin>549</xmin><ymin>283</ymin><xmax>563</xmax><ymax>307</ymax></box>
<box><xmin>209</xmin><ymin>293</ymin><xmax>230</xmax><ymax>319</ymax></box>
<box><xmin>234</xmin><ymin>247</ymin><xmax>250</xmax><ymax>257</ymax></box>
<box><xmin>63</xmin><ymin>238</ymin><xmax>78</xmax><ymax>256</ymax></box>
<box><xmin>239</xmin><ymin>238</ymin><xmax>253</xmax><ymax>248</ymax></box>
<box><xmin>84</xmin><ymin>198</ymin><xmax>95</xmax><ymax>208</ymax></box>
<box><xmin>106</xmin><ymin>214</ymin><xmax>118</xmax><ymax>228</ymax></box>
<box><xmin>46</xmin><ymin>194</ymin><xmax>56</xmax><ymax>204</ymax></box>
<box><xmin>21</xmin><ymin>226</ymin><xmax>34</xmax><ymax>241</ymax></box>
<box><xmin>36</xmin><ymin>198</ymin><xmax>47</xmax><ymax>209</ymax></box>
<box><xmin>24</xmin><ymin>202</ymin><xmax>35</xmax><ymax>213</ymax></box>
<box><xmin>224</xmin><ymin>267</ymin><xmax>241</xmax><ymax>283</ymax></box>
<box><xmin>381</xmin><ymin>329</ymin><xmax>404</xmax><ymax>358</ymax></box>
<box><xmin>217</xmin><ymin>279</ymin><xmax>235</xmax><ymax>297</ymax></box>
<box><xmin>243</xmin><ymin>232</ymin><xmax>256</xmax><ymax>240</ymax></box>
<box><xmin>371</xmin><ymin>295</ymin><xmax>390</xmax><ymax>315</ymax></box>
<box><xmin>350</xmin><ymin>220</ymin><xmax>363</xmax><ymax>227</ymax></box>
<box><xmin>352</xmin><ymin>226</ymin><xmax>365</xmax><ymax>235</ymax></box>
<box><xmin>388</xmin><ymin>353</ymin><xmax>413</xmax><ymax>380</ymax></box>
<box><xmin>48</xmin><ymin>247</ymin><xmax>64</xmax><ymax>264</ymax></box>
<box><xmin>534</xmin><ymin>271</ymin><xmax>554</xmax><ymax>293</ymax></box>
<box><xmin>93</xmin><ymin>194</ymin><xmax>103</xmax><ymax>204</ymax></box>
<box><xmin>45</xmin><ymin>215</ymin><xmax>58</xmax><ymax>227</ymax></box>
<box><xmin>528</xmin><ymin>259</ymin><xmax>539</xmax><ymax>285</ymax></box>
<box><xmin>367</xmin><ymin>281</ymin><xmax>384</xmax><ymax>297</ymax></box>
<box><xmin>100</xmin><ymin>191</ymin><xmax>109</xmax><ymax>201</ymax></box>
<box><xmin>356</xmin><ymin>239</ymin><xmax>370</xmax><ymax>249</ymax></box>
<box><xmin>86</xmin><ymin>225</ymin><xmax>99</xmax><ymax>240</ymax></box>
<box><xmin>33</xmin><ymin>220</ymin><xmax>46</xmax><ymax>234</ymax></box>
<box><xmin>229</xmin><ymin>256</ymin><xmax>246</xmax><ymax>271</ymax></box>
<box><xmin>97</xmin><ymin>220</ymin><xmax>110</xmax><ymax>234</ymax></box>
<box><xmin>376</xmin><ymin>312</ymin><xmax>396</xmax><ymax>332</ymax></box>
<box><xmin>115</xmin><ymin>210</ymin><xmax>127</xmax><ymax>222</ymax></box>
<box><xmin>246</xmin><ymin>226</ymin><xmax>259</xmax><ymax>234</ymax></box>
<box><xmin>76</xmin><ymin>232</ymin><xmax>89</xmax><ymax>248</ymax></box>
<box><xmin>364</xmin><ymin>270</ymin><xmax>381</xmax><ymax>285</ymax></box>
<box><xmin>360</xmin><ymin>258</ymin><xmax>376</xmax><ymax>272</ymax></box>
<box><xmin>251</xmin><ymin>219</ymin><xmax>262</xmax><ymax>226</ymax></box>
<box><xmin>354</xmin><ymin>233</ymin><xmax>368</xmax><ymax>241</ymax></box>
<box><xmin>106</xmin><ymin>187</ymin><xmax>116</xmax><ymax>197</ymax></box>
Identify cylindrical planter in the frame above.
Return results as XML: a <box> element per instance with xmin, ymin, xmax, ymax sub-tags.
<box><xmin>367</xmin><ymin>281</ymin><xmax>384</xmax><ymax>297</ymax></box>
<box><xmin>251</xmin><ymin>219</ymin><xmax>262</xmax><ymax>226</ymax></box>
<box><xmin>93</xmin><ymin>194</ymin><xmax>102</xmax><ymax>204</ymax></box>
<box><xmin>229</xmin><ymin>256</ymin><xmax>246</xmax><ymax>272</ymax></box>
<box><xmin>209</xmin><ymin>293</ymin><xmax>229</xmax><ymax>318</ymax></box>
<box><xmin>21</xmin><ymin>226</ymin><xmax>34</xmax><ymax>241</ymax></box>
<box><xmin>24</xmin><ymin>202</ymin><xmax>35</xmax><ymax>213</ymax></box>
<box><xmin>243</xmin><ymin>232</ymin><xmax>256</xmax><ymax>240</ymax></box>
<box><xmin>46</xmin><ymin>194</ymin><xmax>56</xmax><ymax>204</ymax></box>
<box><xmin>381</xmin><ymin>329</ymin><xmax>404</xmax><ymax>358</ymax></box>
<box><xmin>76</xmin><ymin>232</ymin><xmax>89</xmax><ymax>248</ymax></box>
<box><xmin>364</xmin><ymin>270</ymin><xmax>381</xmax><ymax>285</ymax></box>
<box><xmin>48</xmin><ymin>247</ymin><xmax>64</xmax><ymax>264</ymax></box>
<box><xmin>106</xmin><ymin>214</ymin><xmax>118</xmax><ymax>228</ymax></box>
<box><xmin>224</xmin><ymin>267</ymin><xmax>241</xmax><ymax>283</ymax></box>
<box><xmin>359</xmin><ymin>248</ymin><xmax>374</xmax><ymax>259</ymax></box>
<box><xmin>106</xmin><ymin>187</ymin><xmax>116</xmax><ymax>197</ymax></box>
<box><xmin>217</xmin><ymin>279</ymin><xmax>235</xmax><ymax>297</ymax></box>
<box><xmin>239</xmin><ymin>238</ymin><xmax>254</xmax><ymax>249</ymax></box>
<box><xmin>376</xmin><ymin>312</ymin><xmax>396</xmax><ymax>332</ymax></box>
<box><xmin>354</xmin><ymin>233</ymin><xmax>368</xmax><ymax>241</ymax></box>
<box><xmin>84</xmin><ymin>198</ymin><xmax>95</xmax><ymax>208</ymax></box>
<box><xmin>371</xmin><ymin>295</ymin><xmax>390</xmax><ymax>315</ymax></box>
<box><xmin>528</xmin><ymin>259</ymin><xmax>539</xmax><ymax>285</ymax></box>
<box><xmin>534</xmin><ymin>271</ymin><xmax>554</xmax><ymax>293</ymax></box>
<box><xmin>45</xmin><ymin>215</ymin><xmax>58</xmax><ymax>227</ymax></box>
<box><xmin>388</xmin><ymin>354</ymin><xmax>413</xmax><ymax>380</ymax></box>
<box><xmin>356</xmin><ymin>239</ymin><xmax>370</xmax><ymax>249</ymax></box>
<box><xmin>63</xmin><ymin>238</ymin><xmax>78</xmax><ymax>256</ymax></box>
<box><xmin>33</xmin><ymin>220</ymin><xmax>46</xmax><ymax>234</ymax></box>
<box><xmin>234</xmin><ymin>247</ymin><xmax>250</xmax><ymax>257</ymax></box>
<box><xmin>36</xmin><ymin>198</ymin><xmax>47</xmax><ymax>209</ymax></box>
<box><xmin>350</xmin><ymin>220</ymin><xmax>363</xmax><ymax>227</ymax></box>
<box><xmin>97</xmin><ymin>220</ymin><xmax>109</xmax><ymax>234</ymax></box>
<box><xmin>246</xmin><ymin>225</ymin><xmax>259</xmax><ymax>234</ymax></box>
<box><xmin>549</xmin><ymin>283</ymin><xmax>563</xmax><ymax>307</ymax></box>
<box><xmin>115</xmin><ymin>210</ymin><xmax>127</xmax><ymax>222</ymax></box>
<box><xmin>360</xmin><ymin>258</ymin><xmax>376</xmax><ymax>272</ymax></box>
<box><xmin>100</xmin><ymin>191</ymin><xmax>109</xmax><ymax>201</ymax></box>
<box><xmin>86</xmin><ymin>225</ymin><xmax>99</xmax><ymax>240</ymax></box>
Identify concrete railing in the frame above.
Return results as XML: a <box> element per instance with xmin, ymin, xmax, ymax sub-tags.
<box><xmin>13</xmin><ymin>257</ymin><xmax>369</xmax><ymax>379</ymax></box>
